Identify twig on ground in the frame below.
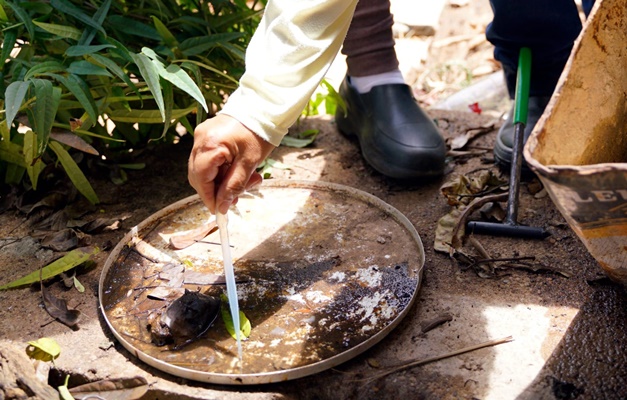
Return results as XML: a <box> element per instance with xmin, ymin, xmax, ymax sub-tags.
<box><xmin>356</xmin><ymin>336</ymin><xmax>514</xmax><ymax>383</ymax></box>
<box><xmin>467</xmin><ymin>236</ymin><xmax>496</xmax><ymax>275</ymax></box>
<box><xmin>420</xmin><ymin>313</ymin><xmax>454</xmax><ymax>333</ymax></box>
<box><xmin>469</xmin><ymin>256</ymin><xmax>536</xmax><ymax>268</ymax></box>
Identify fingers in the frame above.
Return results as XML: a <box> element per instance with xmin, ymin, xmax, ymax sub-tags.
<box><xmin>214</xmin><ymin>152</ymin><xmax>267</xmax><ymax>215</ymax></box>
<box><xmin>188</xmin><ymin>117</ymin><xmax>232</xmax><ymax>213</ymax></box>
<box><xmin>215</xmin><ymin>163</ymin><xmax>248</xmax><ymax>215</ymax></box>
<box><xmin>188</xmin><ymin>149</ymin><xmax>221</xmax><ymax>213</ymax></box>
<box><xmin>246</xmin><ymin>172</ymin><xmax>263</xmax><ymax>191</ymax></box>
<box><xmin>188</xmin><ymin>115</ymin><xmax>276</xmax><ymax>214</ymax></box>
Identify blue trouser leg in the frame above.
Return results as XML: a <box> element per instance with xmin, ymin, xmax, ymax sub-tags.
<box><xmin>486</xmin><ymin>0</ymin><xmax>594</xmax><ymax>98</ymax></box>
<box><xmin>582</xmin><ymin>0</ymin><xmax>595</xmax><ymax>16</ymax></box>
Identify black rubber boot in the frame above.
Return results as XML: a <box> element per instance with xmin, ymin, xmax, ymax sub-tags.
<box><xmin>335</xmin><ymin>77</ymin><xmax>446</xmax><ymax>179</ymax></box>
<box><xmin>494</xmin><ymin>96</ymin><xmax>551</xmax><ymax>170</ymax></box>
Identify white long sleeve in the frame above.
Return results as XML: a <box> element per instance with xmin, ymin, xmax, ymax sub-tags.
<box><xmin>219</xmin><ymin>0</ymin><xmax>358</xmax><ymax>146</ymax></box>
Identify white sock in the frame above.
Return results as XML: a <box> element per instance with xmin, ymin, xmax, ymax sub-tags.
<box><xmin>349</xmin><ymin>70</ymin><xmax>406</xmax><ymax>94</ymax></box>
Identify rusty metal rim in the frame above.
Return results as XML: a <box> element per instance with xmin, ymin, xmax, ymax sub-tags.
<box><xmin>98</xmin><ymin>179</ymin><xmax>425</xmax><ymax>385</ymax></box>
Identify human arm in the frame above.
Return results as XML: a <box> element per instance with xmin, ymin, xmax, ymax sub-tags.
<box><xmin>188</xmin><ymin>0</ymin><xmax>358</xmax><ymax>214</ymax></box>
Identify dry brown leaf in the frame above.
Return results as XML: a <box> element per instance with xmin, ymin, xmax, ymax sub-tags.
<box><xmin>50</xmin><ymin>132</ymin><xmax>99</xmax><ymax>155</ymax></box>
<box><xmin>26</xmin><ymin>193</ymin><xmax>68</xmax><ymax>216</ymax></box>
<box><xmin>41</xmin><ymin>280</ymin><xmax>81</xmax><ymax>329</ymax></box>
<box><xmin>40</xmin><ymin>229</ymin><xmax>78</xmax><ymax>252</ymax></box>
<box><xmin>79</xmin><ymin>217</ymin><xmax>121</xmax><ymax>233</ymax></box>
<box><xmin>434</xmin><ymin>208</ymin><xmax>462</xmax><ymax>253</ymax></box>
<box><xmin>449</xmin><ymin>124</ymin><xmax>495</xmax><ymax>150</ymax></box>
<box><xmin>479</xmin><ymin>202</ymin><xmax>506</xmax><ymax>222</ymax></box>
<box><xmin>169</xmin><ymin>220</ymin><xmax>218</xmax><ymax>249</ymax></box>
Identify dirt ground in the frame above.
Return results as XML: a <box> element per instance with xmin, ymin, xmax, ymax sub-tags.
<box><xmin>1</xmin><ymin>1</ymin><xmax>626</xmax><ymax>399</ymax></box>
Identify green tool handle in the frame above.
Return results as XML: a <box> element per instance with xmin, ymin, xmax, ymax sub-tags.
<box><xmin>514</xmin><ymin>47</ymin><xmax>532</xmax><ymax>125</ymax></box>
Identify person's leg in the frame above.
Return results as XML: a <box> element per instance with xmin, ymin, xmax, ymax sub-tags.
<box><xmin>486</xmin><ymin>0</ymin><xmax>585</xmax><ymax>168</ymax></box>
<box><xmin>335</xmin><ymin>0</ymin><xmax>446</xmax><ymax>179</ymax></box>
<box><xmin>582</xmin><ymin>0</ymin><xmax>595</xmax><ymax>18</ymax></box>
<box><xmin>487</xmin><ymin>0</ymin><xmax>582</xmax><ymax>98</ymax></box>
<box><xmin>342</xmin><ymin>0</ymin><xmax>398</xmax><ymax>78</ymax></box>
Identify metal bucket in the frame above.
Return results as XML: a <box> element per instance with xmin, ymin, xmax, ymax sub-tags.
<box><xmin>525</xmin><ymin>0</ymin><xmax>627</xmax><ymax>284</ymax></box>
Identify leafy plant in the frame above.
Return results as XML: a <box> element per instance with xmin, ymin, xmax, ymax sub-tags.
<box><xmin>256</xmin><ymin>157</ymin><xmax>290</xmax><ymax>179</ymax></box>
<box><xmin>0</xmin><ymin>0</ymin><xmax>264</xmax><ymax>203</ymax></box>
<box><xmin>302</xmin><ymin>78</ymin><xmax>346</xmax><ymax>117</ymax></box>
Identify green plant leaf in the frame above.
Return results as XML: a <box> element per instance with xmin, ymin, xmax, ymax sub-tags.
<box><xmin>26</xmin><ymin>338</ymin><xmax>61</xmax><ymax>362</ymax></box>
<box><xmin>23</xmin><ymin>130</ymin><xmax>44</xmax><ymax>189</ymax></box>
<box><xmin>179</xmin><ymin>32</ymin><xmax>244</xmax><ymax>56</ymax></box>
<box><xmin>4</xmin><ymin>0</ymin><xmax>35</xmax><ymax>40</ymax></box>
<box><xmin>130</xmin><ymin>52</ymin><xmax>165</xmax><ymax>121</ymax></box>
<box><xmin>321</xmin><ymin>79</ymin><xmax>345</xmax><ymax>115</ymax></box>
<box><xmin>48</xmin><ymin>141</ymin><xmax>99</xmax><ymax>204</ymax></box>
<box><xmin>280</xmin><ymin>129</ymin><xmax>319</xmax><ymax>148</ymax></box>
<box><xmin>160</xmin><ymin>79</ymin><xmax>173</xmax><ymax>138</ymax></box>
<box><xmin>50</xmin><ymin>0</ymin><xmax>105</xmax><ymax>35</ymax></box>
<box><xmin>220</xmin><ymin>293</ymin><xmax>251</xmax><ymax>340</ymax></box>
<box><xmin>118</xmin><ymin>163</ymin><xmax>145</xmax><ymax>170</ymax></box>
<box><xmin>142</xmin><ymin>48</ymin><xmax>208</xmax><ymax>112</ymax></box>
<box><xmin>177</xmin><ymin>59</ymin><xmax>239</xmax><ymax>84</ymax></box>
<box><xmin>0</xmin><ymin>140</ymin><xmax>27</xmax><ymax>168</ymax></box>
<box><xmin>0</xmin><ymin>246</ymin><xmax>99</xmax><ymax>290</ymax></box>
<box><xmin>0</xmin><ymin>3</ymin><xmax>8</xmax><ymax>22</ymax></box>
<box><xmin>50</xmin><ymin>74</ymin><xmax>98</xmax><ymax>125</ymax></box>
<box><xmin>30</xmin><ymin>79</ymin><xmax>62</xmax><ymax>154</ymax></box>
<box><xmin>104</xmin><ymin>37</ymin><xmax>134</xmax><ymax>63</ymax></box>
<box><xmin>24</xmin><ymin>61</ymin><xmax>66</xmax><ymax>81</ymax></box>
<box><xmin>59</xmin><ymin>376</ymin><xmax>73</xmax><ymax>400</ymax></box>
<box><xmin>107</xmin><ymin>105</ymin><xmax>196</xmax><ymax>123</ymax></box>
<box><xmin>218</xmin><ymin>42</ymin><xmax>246</xmax><ymax>61</ymax></box>
<box><xmin>107</xmin><ymin>15</ymin><xmax>160</xmax><ymax>40</ymax></box>
<box><xmin>73</xmin><ymin>276</ymin><xmax>85</xmax><ymax>293</ymax></box>
<box><xmin>151</xmin><ymin>15</ymin><xmax>178</xmax><ymax>48</ymax></box>
<box><xmin>78</xmin><ymin>0</ymin><xmax>111</xmax><ymax>46</ymax></box>
<box><xmin>65</xmin><ymin>44</ymin><xmax>115</xmax><ymax>57</ymax></box>
<box><xmin>67</xmin><ymin>60</ymin><xmax>113</xmax><ymax>77</ymax></box>
<box><xmin>87</xmin><ymin>54</ymin><xmax>141</xmax><ymax>97</ymax></box>
<box><xmin>0</xmin><ymin>28</ymin><xmax>17</xmax><ymax>69</ymax></box>
<box><xmin>4</xmin><ymin>80</ymin><xmax>30</xmax><ymax>129</ymax></box>
<box><xmin>257</xmin><ymin>158</ymin><xmax>291</xmax><ymax>179</ymax></box>
<box><xmin>19</xmin><ymin>2</ymin><xmax>52</xmax><ymax>14</ymax></box>
<box><xmin>32</xmin><ymin>21</ymin><xmax>82</xmax><ymax>40</ymax></box>
<box><xmin>4</xmin><ymin>163</ymin><xmax>25</xmax><ymax>184</ymax></box>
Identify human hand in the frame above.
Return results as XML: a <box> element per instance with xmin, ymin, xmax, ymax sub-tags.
<box><xmin>188</xmin><ymin>114</ymin><xmax>276</xmax><ymax>214</ymax></box>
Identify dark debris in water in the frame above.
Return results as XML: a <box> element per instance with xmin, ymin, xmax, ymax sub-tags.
<box><xmin>148</xmin><ymin>289</ymin><xmax>220</xmax><ymax>349</ymax></box>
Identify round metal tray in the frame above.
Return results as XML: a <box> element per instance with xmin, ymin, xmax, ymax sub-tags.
<box><xmin>99</xmin><ymin>180</ymin><xmax>424</xmax><ymax>384</ymax></box>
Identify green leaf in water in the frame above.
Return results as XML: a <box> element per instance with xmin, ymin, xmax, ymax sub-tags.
<box><xmin>220</xmin><ymin>293</ymin><xmax>251</xmax><ymax>340</ymax></box>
